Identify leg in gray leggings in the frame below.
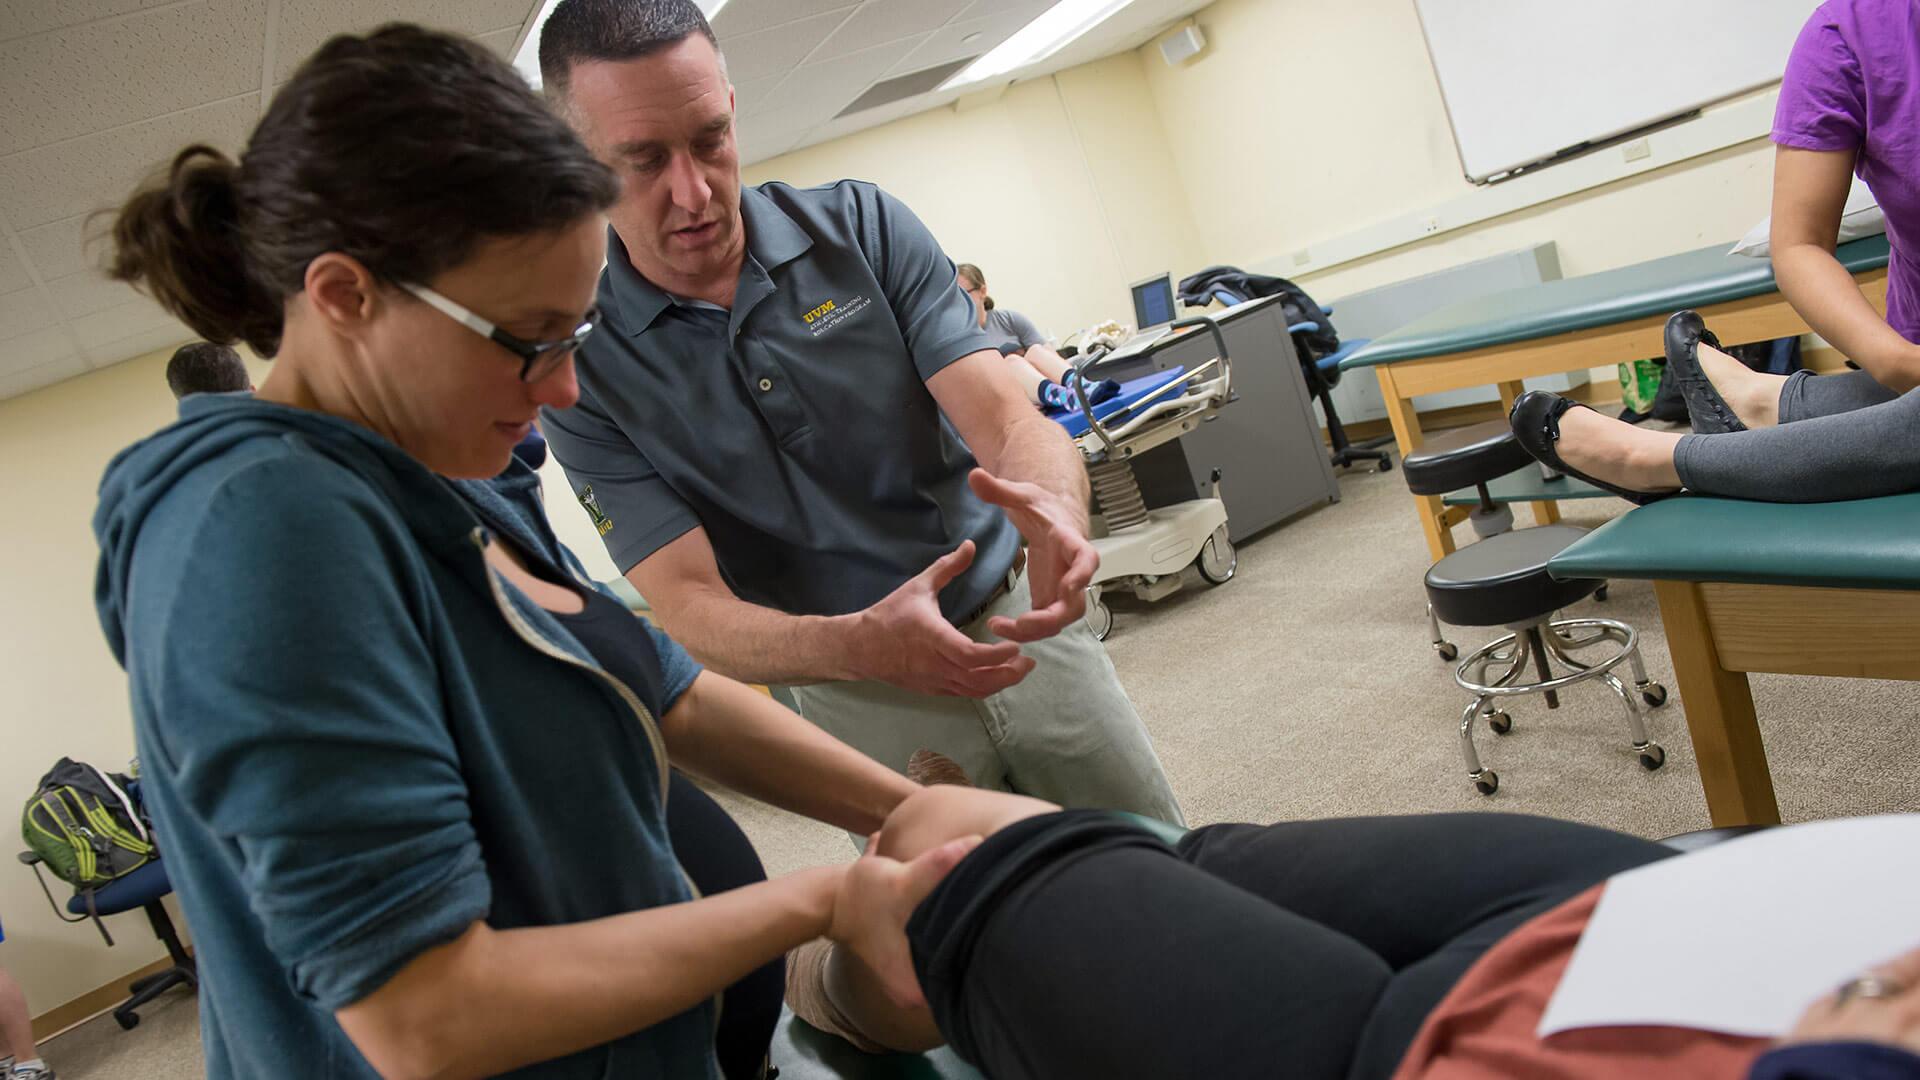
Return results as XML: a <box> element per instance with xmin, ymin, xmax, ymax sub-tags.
<box><xmin>1674</xmin><ymin>368</ymin><xmax>1920</xmax><ymax>501</ymax></box>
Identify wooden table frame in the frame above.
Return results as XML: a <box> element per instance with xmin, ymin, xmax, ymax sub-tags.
<box><xmin>1654</xmin><ymin>579</ymin><xmax>1920</xmax><ymax>826</ymax></box>
<box><xmin>1372</xmin><ymin>268</ymin><xmax>1889</xmax><ymax>562</ymax></box>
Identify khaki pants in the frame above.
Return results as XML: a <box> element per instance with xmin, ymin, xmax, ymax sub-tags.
<box><xmin>789</xmin><ymin>572</ymin><xmax>1185</xmax><ymax>827</ymax></box>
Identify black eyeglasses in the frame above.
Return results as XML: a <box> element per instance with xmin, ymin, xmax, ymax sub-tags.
<box><xmin>403</xmin><ymin>282</ymin><xmax>598</xmax><ymax>383</ymax></box>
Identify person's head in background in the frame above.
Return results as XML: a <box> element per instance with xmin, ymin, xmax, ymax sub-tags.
<box><xmin>539</xmin><ymin>0</ymin><xmax>741</xmax><ymax>294</ymax></box>
<box><xmin>956</xmin><ymin>263</ymin><xmax>994</xmax><ymax>328</ymax></box>
<box><xmin>164</xmin><ymin>341</ymin><xmax>251</xmax><ymax>399</ymax></box>
<box><xmin>108</xmin><ymin>24</ymin><xmax>617</xmax><ymax>480</ymax></box>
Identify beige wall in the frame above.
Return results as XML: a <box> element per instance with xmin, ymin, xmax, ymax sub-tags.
<box><xmin>744</xmin><ymin>51</ymin><xmax>1207</xmax><ymax>341</ymax></box>
<box><xmin>0</xmin><ymin>346</ymin><xmax>241</xmax><ymax>1018</ymax></box>
<box><xmin>1141</xmin><ymin>0</ymin><xmax>1778</xmax><ymax>296</ymax></box>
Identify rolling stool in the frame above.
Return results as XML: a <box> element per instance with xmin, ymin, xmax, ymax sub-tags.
<box><xmin>1402</xmin><ymin>419</ymin><xmax>1538</xmax><ymax>662</ymax></box>
<box><xmin>1404</xmin><ymin>420</ymin><xmax>1665</xmax><ymax>795</ymax></box>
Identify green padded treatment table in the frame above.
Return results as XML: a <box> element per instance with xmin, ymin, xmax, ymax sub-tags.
<box><xmin>768</xmin><ymin>813</ymin><xmax>1188</xmax><ymax>1078</ymax></box>
<box><xmin>1329</xmin><ymin>235</ymin><xmax>1892</xmax><ymax>562</ymax></box>
<box><xmin>1547</xmin><ymin>492</ymin><xmax>1920</xmax><ymax>827</ymax></box>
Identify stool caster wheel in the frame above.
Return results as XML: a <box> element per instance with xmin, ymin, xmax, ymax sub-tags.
<box><xmin>1378</xmin><ymin>457</ymin><xmax>1394</xmax><ymax>473</ymax></box>
<box><xmin>1486</xmin><ymin>711</ymin><xmax>1512</xmax><ymax>735</ymax></box>
<box><xmin>1639</xmin><ymin>744</ymin><xmax>1666</xmax><ymax>771</ymax></box>
<box><xmin>1640</xmin><ymin>684</ymin><xmax>1668</xmax><ymax>708</ymax></box>
<box><xmin>1596</xmin><ymin>585</ymin><xmax>1609</xmax><ymax>602</ymax></box>
<box><xmin>115</xmin><ymin>1010</ymin><xmax>140</xmax><ymax>1030</ymax></box>
<box><xmin>1473</xmin><ymin>771</ymin><xmax>1499</xmax><ymax>796</ymax></box>
<box><xmin>1435</xmin><ymin>642</ymin><xmax>1458</xmax><ymax>662</ymax></box>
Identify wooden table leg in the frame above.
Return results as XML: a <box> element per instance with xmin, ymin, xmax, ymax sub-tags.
<box><xmin>1378</xmin><ymin>367</ymin><xmax>1454</xmax><ymax>561</ymax></box>
<box><xmin>1653</xmin><ymin>580</ymin><xmax>1782</xmax><ymax>827</ymax></box>
<box><xmin>1496</xmin><ymin>379</ymin><xmax>1560</xmax><ymax>526</ymax></box>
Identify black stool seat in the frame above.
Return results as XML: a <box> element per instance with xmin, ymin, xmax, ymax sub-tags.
<box><xmin>1402</xmin><ymin>419</ymin><xmax>1536</xmax><ymax>496</ymax></box>
<box><xmin>1426</xmin><ymin>524</ymin><xmax>1601</xmax><ymax>626</ymax></box>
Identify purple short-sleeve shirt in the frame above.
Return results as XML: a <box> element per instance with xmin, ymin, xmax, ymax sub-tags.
<box><xmin>1773</xmin><ymin>0</ymin><xmax>1920</xmax><ymax>339</ymax></box>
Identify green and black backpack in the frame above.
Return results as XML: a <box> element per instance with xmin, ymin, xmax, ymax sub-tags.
<box><xmin>22</xmin><ymin>757</ymin><xmax>155</xmax><ymax>943</ymax></box>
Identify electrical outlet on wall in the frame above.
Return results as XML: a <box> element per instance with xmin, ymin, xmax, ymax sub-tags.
<box><xmin>1622</xmin><ymin>138</ymin><xmax>1652</xmax><ymax>162</ymax></box>
<box><xmin>1422</xmin><ymin>216</ymin><xmax>1441</xmax><ymax>234</ymax></box>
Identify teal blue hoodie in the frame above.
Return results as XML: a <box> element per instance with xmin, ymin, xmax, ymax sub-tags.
<box><xmin>94</xmin><ymin>394</ymin><xmax>718</xmax><ymax>1078</ymax></box>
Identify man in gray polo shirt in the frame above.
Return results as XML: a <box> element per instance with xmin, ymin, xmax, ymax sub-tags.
<box><xmin>536</xmin><ymin>0</ymin><xmax>1182</xmax><ymax>824</ymax></box>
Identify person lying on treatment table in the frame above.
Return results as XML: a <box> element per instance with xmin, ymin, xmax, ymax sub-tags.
<box><xmin>1510</xmin><ymin>0</ymin><xmax>1920</xmax><ymax>504</ymax></box>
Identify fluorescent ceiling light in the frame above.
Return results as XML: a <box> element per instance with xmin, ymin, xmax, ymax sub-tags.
<box><xmin>513</xmin><ymin>0</ymin><xmax>730</xmax><ymax>89</ymax></box>
<box><xmin>944</xmin><ymin>0</ymin><xmax>1135</xmax><ymax>90</ymax></box>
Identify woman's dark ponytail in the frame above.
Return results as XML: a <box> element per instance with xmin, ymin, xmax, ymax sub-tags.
<box><xmin>107</xmin><ymin>145</ymin><xmax>283</xmax><ymax>356</ymax></box>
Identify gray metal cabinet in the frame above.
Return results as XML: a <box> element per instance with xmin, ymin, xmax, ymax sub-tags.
<box><xmin>1092</xmin><ymin>296</ymin><xmax>1339</xmax><ymax>542</ymax></box>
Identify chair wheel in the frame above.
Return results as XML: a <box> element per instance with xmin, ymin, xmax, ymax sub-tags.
<box><xmin>115</xmin><ymin>1010</ymin><xmax>140</xmax><ymax>1030</ymax></box>
<box><xmin>1639</xmin><ymin>745</ymin><xmax>1667</xmax><ymax>771</ymax></box>
<box><xmin>1641</xmin><ymin>684</ymin><xmax>1668</xmax><ymax>708</ymax></box>
<box><xmin>1596</xmin><ymin>584</ymin><xmax>1609</xmax><ymax>602</ymax></box>
<box><xmin>1435</xmin><ymin>642</ymin><xmax>1458</xmax><ymax>662</ymax></box>
<box><xmin>1378</xmin><ymin>457</ymin><xmax>1394</xmax><ymax>473</ymax></box>
<box><xmin>1486</xmin><ymin>711</ymin><xmax>1513</xmax><ymax>735</ymax></box>
<box><xmin>1473</xmin><ymin>771</ymin><xmax>1499</xmax><ymax>795</ymax></box>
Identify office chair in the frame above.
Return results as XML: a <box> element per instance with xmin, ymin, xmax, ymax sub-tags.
<box><xmin>19</xmin><ymin>853</ymin><xmax>197</xmax><ymax>1030</ymax></box>
<box><xmin>1203</xmin><ymin>288</ymin><xmax>1394</xmax><ymax>472</ymax></box>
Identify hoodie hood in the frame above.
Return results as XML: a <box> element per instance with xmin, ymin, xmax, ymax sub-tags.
<box><xmin>94</xmin><ymin>394</ymin><xmax>482</xmax><ymax>665</ymax></box>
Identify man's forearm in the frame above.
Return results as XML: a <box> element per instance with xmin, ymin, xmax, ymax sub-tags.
<box><xmin>982</xmin><ymin>414</ymin><xmax>1090</xmax><ymax>532</ymax></box>
<box><xmin>663</xmin><ymin>673</ymin><xmax>920</xmax><ymax>834</ymax></box>
<box><xmin>647</xmin><ymin>583</ymin><xmax>864</xmax><ymax>686</ymax></box>
<box><xmin>1776</xmin><ymin>242</ymin><xmax>1920</xmax><ymax>390</ymax></box>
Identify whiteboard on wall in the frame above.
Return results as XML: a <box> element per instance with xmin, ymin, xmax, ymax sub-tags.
<box><xmin>1415</xmin><ymin>0</ymin><xmax>1819</xmax><ymax>183</ymax></box>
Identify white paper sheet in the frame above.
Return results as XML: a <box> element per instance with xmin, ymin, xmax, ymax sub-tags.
<box><xmin>1538</xmin><ymin>814</ymin><xmax>1920</xmax><ymax>1039</ymax></box>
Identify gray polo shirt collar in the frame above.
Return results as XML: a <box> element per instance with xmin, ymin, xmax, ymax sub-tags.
<box><xmin>605</xmin><ymin>185</ymin><xmax>814</xmax><ymax>337</ymax></box>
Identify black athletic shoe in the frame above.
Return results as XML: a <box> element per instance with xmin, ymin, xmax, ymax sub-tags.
<box><xmin>1664</xmin><ymin>310</ymin><xmax>1744</xmax><ymax>433</ymax></box>
<box><xmin>1508</xmin><ymin>391</ymin><xmax>1678</xmax><ymax>506</ymax></box>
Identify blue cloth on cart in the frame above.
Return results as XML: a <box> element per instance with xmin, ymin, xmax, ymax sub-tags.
<box><xmin>1048</xmin><ymin>366</ymin><xmax>1191</xmax><ymax>438</ymax></box>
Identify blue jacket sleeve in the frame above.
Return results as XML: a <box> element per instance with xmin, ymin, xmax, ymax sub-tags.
<box><xmin>1750</xmin><ymin>1042</ymin><xmax>1920</xmax><ymax>1080</ymax></box>
<box><xmin>138</xmin><ymin>454</ymin><xmax>490</xmax><ymax>1010</ymax></box>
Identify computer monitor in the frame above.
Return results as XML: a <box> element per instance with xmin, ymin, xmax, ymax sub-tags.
<box><xmin>1130</xmin><ymin>273</ymin><xmax>1176</xmax><ymax>329</ymax></box>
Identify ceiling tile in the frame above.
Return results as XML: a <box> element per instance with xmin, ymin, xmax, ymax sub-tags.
<box><xmin>0</xmin><ymin>0</ymin><xmax>156</xmax><ymax>45</ymax></box>
<box><xmin>476</xmin><ymin>24</ymin><xmax>521</xmax><ymax>60</ymax></box>
<box><xmin>731</xmin><ymin>73</ymin><xmax>788</xmax><ymax>119</ymax></box>
<box><xmin>0</xmin><ymin>93</ymin><xmax>259</xmax><ymax>231</ymax></box>
<box><xmin>82</xmin><ymin>322</ymin><xmax>195</xmax><ymax>370</ymax></box>
<box><xmin>954</xmin><ymin>0</ymin><xmax>1051</xmax><ymax>17</ymax></box>
<box><xmin>16</xmin><ymin>216</ymin><xmax>96</xmax><ymax>283</ymax></box>
<box><xmin>0</xmin><ymin>351</ymin><xmax>89</xmax><ymax>400</ymax></box>
<box><xmin>774</xmin><ymin>36</ymin><xmax>923</xmax><ymax>118</ymax></box>
<box><xmin>273</xmin><ymin>0</ymin><xmax>534</xmax><ymax>82</ymax></box>
<box><xmin>735</xmin><ymin>104</ymin><xmax>819</xmax><ymax>163</ymax></box>
<box><xmin>719</xmin><ymin>8</ymin><xmax>854</xmax><ymax>84</ymax></box>
<box><xmin>0</xmin><ymin>286</ymin><xmax>59</xmax><ymax>341</ymax></box>
<box><xmin>0</xmin><ymin>326</ymin><xmax>77</xmax><ymax>378</ymax></box>
<box><xmin>812</xmin><ymin>0</ymin><xmax>970</xmax><ymax>61</ymax></box>
<box><xmin>0</xmin><ymin>248</ymin><xmax>32</xmax><ymax>294</ymax></box>
<box><xmin>47</xmin><ymin>271</ymin><xmax>144</xmax><ymax>321</ymax></box>
<box><xmin>889</xmin><ymin>3</ymin><xmax>1047</xmax><ymax>75</ymax></box>
<box><xmin>713</xmin><ymin>0</ymin><xmax>857</xmax><ymax>40</ymax></box>
<box><xmin>72</xmin><ymin>295</ymin><xmax>181</xmax><ymax>350</ymax></box>
<box><xmin>0</xmin><ymin>0</ymin><xmax>268</xmax><ymax>157</ymax></box>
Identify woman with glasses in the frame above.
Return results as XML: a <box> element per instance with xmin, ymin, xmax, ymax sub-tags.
<box><xmin>93</xmin><ymin>24</ymin><xmax>942</xmax><ymax>1080</ymax></box>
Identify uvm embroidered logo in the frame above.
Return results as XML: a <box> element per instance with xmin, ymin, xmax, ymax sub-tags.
<box><xmin>802</xmin><ymin>294</ymin><xmax>872</xmax><ymax>337</ymax></box>
<box><xmin>577</xmin><ymin>485</ymin><xmax>614</xmax><ymax>536</ymax></box>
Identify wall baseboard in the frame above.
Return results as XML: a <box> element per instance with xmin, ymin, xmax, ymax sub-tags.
<box><xmin>32</xmin><ymin>953</ymin><xmax>188</xmax><ymax>1041</ymax></box>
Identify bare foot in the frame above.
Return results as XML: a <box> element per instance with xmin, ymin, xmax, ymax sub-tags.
<box><xmin>1694</xmin><ymin>344</ymin><xmax>1785</xmax><ymax>428</ymax></box>
<box><xmin>1553</xmin><ymin>406</ymin><xmax>1685</xmax><ymax>494</ymax></box>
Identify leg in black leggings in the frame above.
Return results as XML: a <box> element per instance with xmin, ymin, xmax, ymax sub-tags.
<box><xmin>665</xmin><ymin>771</ymin><xmax>784</xmax><ymax>1080</ymax></box>
<box><xmin>907</xmin><ymin>812</ymin><xmax>1669</xmax><ymax>1080</ymax></box>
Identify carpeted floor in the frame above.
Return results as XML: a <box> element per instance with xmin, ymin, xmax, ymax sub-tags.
<box><xmin>44</xmin><ymin>460</ymin><xmax>1920</xmax><ymax>1077</ymax></box>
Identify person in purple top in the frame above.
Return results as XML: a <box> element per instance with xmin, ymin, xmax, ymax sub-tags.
<box><xmin>1505</xmin><ymin>0</ymin><xmax>1920</xmax><ymax>504</ymax></box>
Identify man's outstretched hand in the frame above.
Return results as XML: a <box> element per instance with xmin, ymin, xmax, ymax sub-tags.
<box><xmin>968</xmin><ymin>469</ymin><xmax>1098</xmax><ymax>643</ymax></box>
